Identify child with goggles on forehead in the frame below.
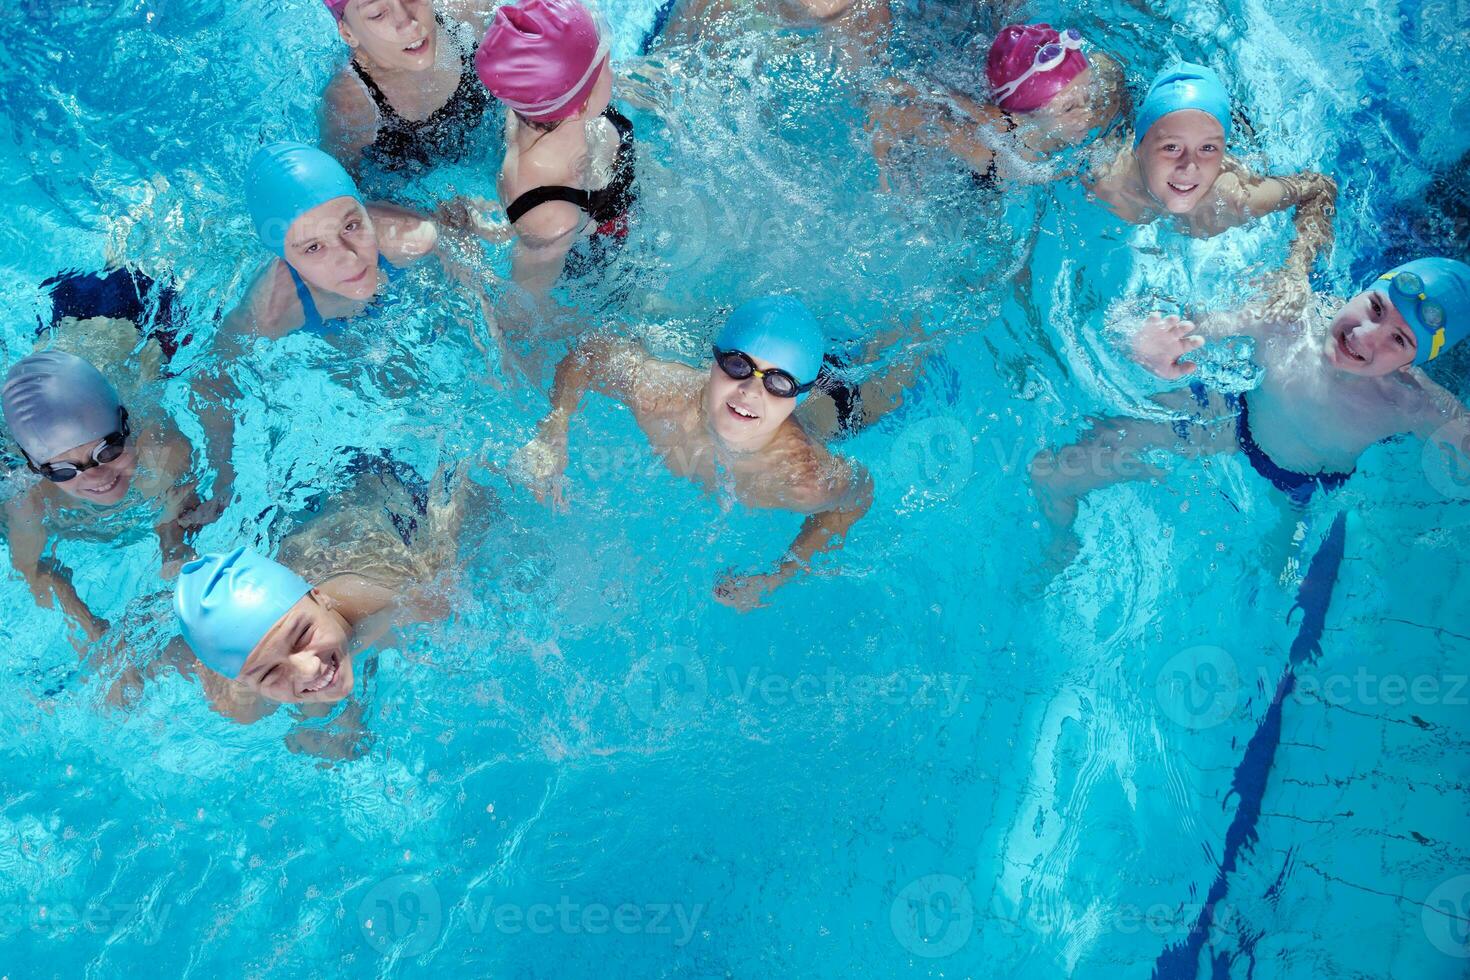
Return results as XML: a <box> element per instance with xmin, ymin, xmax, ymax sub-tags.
<box><xmin>1031</xmin><ymin>256</ymin><xmax>1470</xmax><ymax>554</ymax></box>
<box><xmin>514</xmin><ymin>296</ymin><xmax>873</xmax><ymax>611</ymax></box>
<box><xmin>2</xmin><ymin>350</ymin><xmax>229</xmax><ymax>646</ymax></box>
<box><xmin>869</xmin><ymin>25</ymin><xmax>1129</xmax><ymax>193</ymax></box>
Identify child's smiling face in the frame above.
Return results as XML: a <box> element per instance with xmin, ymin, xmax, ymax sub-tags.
<box><xmin>1324</xmin><ymin>289</ymin><xmax>1418</xmax><ymax>376</ymax></box>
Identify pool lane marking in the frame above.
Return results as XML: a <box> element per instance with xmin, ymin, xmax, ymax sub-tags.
<box><xmin>1151</xmin><ymin>510</ymin><xmax>1347</xmax><ymax>980</ymax></box>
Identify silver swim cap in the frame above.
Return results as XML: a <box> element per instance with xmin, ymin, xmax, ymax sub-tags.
<box><xmin>2</xmin><ymin>351</ymin><xmax>123</xmax><ymax>464</ymax></box>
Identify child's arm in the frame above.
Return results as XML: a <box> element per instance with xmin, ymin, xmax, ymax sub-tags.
<box><xmin>152</xmin><ymin>421</ymin><xmax>233</xmax><ymax>575</ymax></box>
<box><xmin>319</xmin><ymin>73</ymin><xmax>379</xmax><ymax>175</ymax></box>
<box><xmin>1222</xmin><ymin>168</ymin><xmax>1338</xmax><ymax>297</ymax></box>
<box><xmin>4</xmin><ymin>496</ymin><xmax>111</xmax><ymax>644</ymax></box>
<box><xmin>714</xmin><ymin>460</ymin><xmax>874</xmax><ymax>611</ymax></box>
<box><xmin>1409</xmin><ymin>376</ymin><xmax>1470</xmax><ymax>490</ymax></box>
<box><xmin>868</xmin><ymin>79</ymin><xmax>1002</xmax><ymax>187</ymax></box>
<box><xmin>512</xmin><ymin>334</ymin><xmax>649</xmax><ymax>507</ymax></box>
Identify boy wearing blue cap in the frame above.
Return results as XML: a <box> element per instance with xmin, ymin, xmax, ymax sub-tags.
<box><xmin>514</xmin><ymin>296</ymin><xmax>873</xmax><ymax>611</ymax></box>
<box><xmin>2</xmin><ymin>351</ymin><xmax>231</xmax><ymax>643</ymax></box>
<box><xmin>1032</xmin><ymin>256</ymin><xmax>1470</xmax><ymax>543</ymax></box>
<box><xmin>173</xmin><ymin>460</ymin><xmax>473</xmax><ymax>720</ymax></box>
<box><xmin>1089</xmin><ymin>63</ymin><xmax>1338</xmax><ymax>312</ymax></box>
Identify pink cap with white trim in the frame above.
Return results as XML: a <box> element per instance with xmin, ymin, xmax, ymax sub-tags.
<box><xmin>475</xmin><ymin>0</ymin><xmax>608</xmax><ymax>122</ymax></box>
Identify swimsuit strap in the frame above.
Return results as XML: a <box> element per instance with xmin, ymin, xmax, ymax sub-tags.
<box><xmin>505</xmin><ymin>185</ymin><xmax>593</xmax><ymax>225</ymax></box>
<box><xmin>289</xmin><ymin>255</ymin><xmax>397</xmax><ymax>337</ymax></box>
<box><xmin>504</xmin><ymin>107</ymin><xmax>637</xmax><ymax>227</ymax></box>
<box><xmin>286</xmin><ymin>262</ymin><xmax>325</xmax><ymax>334</ymax></box>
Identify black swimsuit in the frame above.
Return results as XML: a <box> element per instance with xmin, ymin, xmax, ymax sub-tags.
<box><xmin>968</xmin><ymin>110</ymin><xmax>1018</xmax><ymax>192</ymax></box>
<box><xmin>352</xmin><ymin>17</ymin><xmax>490</xmax><ymax>172</ymax></box>
<box><xmin>504</xmin><ymin>106</ymin><xmax>639</xmax><ymax>239</ymax></box>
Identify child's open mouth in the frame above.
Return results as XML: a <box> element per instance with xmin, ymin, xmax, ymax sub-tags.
<box><xmin>1335</xmin><ymin>325</ymin><xmax>1367</xmax><ymax>363</ymax></box>
<box><xmin>301</xmin><ymin>652</ymin><xmax>340</xmax><ymax>696</ymax></box>
<box><xmin>726</xmin><ymin>402</ymin><xmax>760</xmax><ymax>422</ymax></box>
<box><xmin>1167</xmin><ymin>181</ymin><xmax>1198</xmax><ymax>196</ymax></box>
<box><xmin>82</xmin><ymin>473</ymin><xmax>121</xmax><ymax>496</ymax></box>
<box><xmin>404</xmin><ymin>38</ymin><xmax>428</xmax><ymax>55</ymax></box>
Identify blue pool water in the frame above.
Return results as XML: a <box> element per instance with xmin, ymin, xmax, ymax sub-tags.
<box><xmin>1</xmin><ymin>0</ymin><xmax>1469</xmax><ymax>976</ymax></box>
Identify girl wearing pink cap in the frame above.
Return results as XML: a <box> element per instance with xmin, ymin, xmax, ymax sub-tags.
<box><xmin>474</xmin><ymin>0</ymin><xmax>639</xmax><ymax>293</ymax></box>
<box><xmin>870</xmin><ymin>24</ymin><xmax>1128</xmax><ymax>193</ymax></box>
<box><xmin>320</xmin><ymin>0</ymin><xmax>493</xmax><ymax>174</ymax></box>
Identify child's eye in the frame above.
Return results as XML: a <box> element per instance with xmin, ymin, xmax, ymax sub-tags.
<box><xmin>1201</xmin><ymin>144</ymin><xmax>1219</xmax><ymax>153</ymax></box>
<box><xmin>1163</xmin><ymin>144</ymin><xmax>1179</xmax><ymax>152</ymax></box>
<box><xmin>1370</xmin><ymin>297</ymin><xmax>1382</xmax><ymax>315</ymax></box>
<box><xmin>345</xmin><ymin>220</ymin><xmax>360</xmax><ymax>233</ymax></box>
<box><xmin>1394</xmin><ymin>333</ymin><xmax>1406</xmax><ymax>347</ymax></box>
<box><xmin>305</xmin><ymin>243</ymin><xmax>321</xmax><ymax>254</ymax></box>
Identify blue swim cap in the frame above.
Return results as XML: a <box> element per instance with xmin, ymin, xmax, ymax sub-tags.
<box><xmin>2</xmin><ymin>351</ymin><xmax>122</xmax><ymax>463</ymax></box>
<box><xmin>175</xmin><ymin>547</ymin><xmax>313</xmax><ymax>678</ymax></box>
<box><xmin>1134</xmin><ymin>62</ymin><xmax>1232</xmax><ymax>147</ymax></box>
<box><xmin>715</xmin><ymin>296</ymin><xmax>825</xmax><ymax>398</ymax></box>
<box><xmin>245</xmin><ymin>141</ymin><xmax>363</xmax><ymax>256</ymax></box>
<box><xmin>1371</xmin><ymin>256</ymin><xmax>1470</xmax><ymax>365</ymax></box>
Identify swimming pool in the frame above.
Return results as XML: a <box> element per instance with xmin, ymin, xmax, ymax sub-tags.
<box><xmin>1</xmin><ymin>0</ymin><xmax>1468</xmax><ymax>976</ymax></box>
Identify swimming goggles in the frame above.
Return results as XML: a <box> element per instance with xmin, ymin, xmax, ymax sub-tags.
<box><xmin>992</xmin><ymin>28</ymin><xmax>1084</xmax><ymax>104</ymax></box>
<box><xmin>1377</xmin><ymin>271</ymin><xmax>1447</xmax><ymax>358</ymax></box>
<box><xmin>712</xmin><ymin>348</ymin><xmax>814</xmax><ymax>399</ymax></box>
<box><xmin>22</xmin><ymin>407</ymin><xmax>131</xmax><ymax>483</ymax></box>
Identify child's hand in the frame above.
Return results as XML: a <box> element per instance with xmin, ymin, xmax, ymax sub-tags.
<box><xmin>436</xmin><ymin>196</ymin><xmax>513</xmax><ymax>244</ymax></box>
<box><xmin>1131</xmin><ymin>314</ymin><xmax>1204</xmax><ymax>380</ymax></box>
<box><xmin>510</xmin><ymin>421</ymin><xmax>570</xmax><ymax>511</ymax></box>
<box><xmin>713</xmin><ymin>571</ymin><xmax>777</xmax><ymax>613</ymax></box>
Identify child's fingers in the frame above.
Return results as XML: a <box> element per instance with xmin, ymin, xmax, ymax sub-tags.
<box><xmin>1184</xmin><ymin>335</ymin><xmax>1205</xmax><ymax>351</ymax></box>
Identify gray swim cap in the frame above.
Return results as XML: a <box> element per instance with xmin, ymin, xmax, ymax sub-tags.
<box><xmin>2</xmin><ymin>351</ymin><xmax>123</xmax><ymax>463</ymax></box>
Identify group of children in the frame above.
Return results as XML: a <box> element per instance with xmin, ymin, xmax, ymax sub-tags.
<box><xmin>3</xmin><ymin>0</ymin><xmax>1467</xmax><ymax>722</ymax></box>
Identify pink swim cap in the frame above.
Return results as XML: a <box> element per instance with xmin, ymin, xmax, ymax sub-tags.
<box><xmin>323</xmin><ymin>0</ymin><xmax>349</xmax><ymax>19</ymax></box>
<box><xmin>475</xmin><ymin>0</ymin><xmax>608</xmax><ymax>122</ymax></box>
<box><xmin>986</xmin><ymin>23</ymin><xmax>1089</xmax><ymax>113</ymax></box>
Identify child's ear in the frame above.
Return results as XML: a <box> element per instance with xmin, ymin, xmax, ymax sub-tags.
<box><xmin>310</xmin><ymin>587</ymin><xmax>338</xmax><ymax>614</ymax></box>
<box><xmin>337</xmin><ymin>21</ymin><xmax>356</xmax><ymax>48</ymax></box>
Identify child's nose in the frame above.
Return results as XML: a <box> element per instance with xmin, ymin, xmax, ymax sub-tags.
<box><xmin>287</xmin><ymin>650</ymin><xmax>321</xmax><ymax>678</ymax></box>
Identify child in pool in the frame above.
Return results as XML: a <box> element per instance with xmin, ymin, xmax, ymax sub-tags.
<box><xmin>1086</xmin><ymin>62</ymin><xmax>1337</xmax><ymax>311</ymax></box>
<box><xmin>319</xmin><ymin>0</ymin><xmax>493</xmax><ymax>175</ymax></box>
<box><xmin>471</xmin><ymin>0</ymin><xmax>640</xmax><ymax>295</ymax></box>
<box><xmin>514</xmin><ymin>296</ymin><xmax>874</xmax><ymax>611</ymax></box>
<box><xmin>869</xmin><ymin>24</ymin><xmax>1128</xmax><ymax>192</ymax></box>
<box><xmin>2</xmin><ymin>350</ymin><xmax>230</xmax><ymax>644</ymax></box>
<box><xmin>223</xmin><ymin>141</ymin><xmax>497</xmax><ymax>341</ymax></box>
<box><xmin>173</xmin><ymin>456</ymin><xmax>478</xmax><ymax>722</ymax></box>
<box><xmin>1031</xmin><ymin>257</ymin><xmax>1470</xmax><ymax>539</ymax></box>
